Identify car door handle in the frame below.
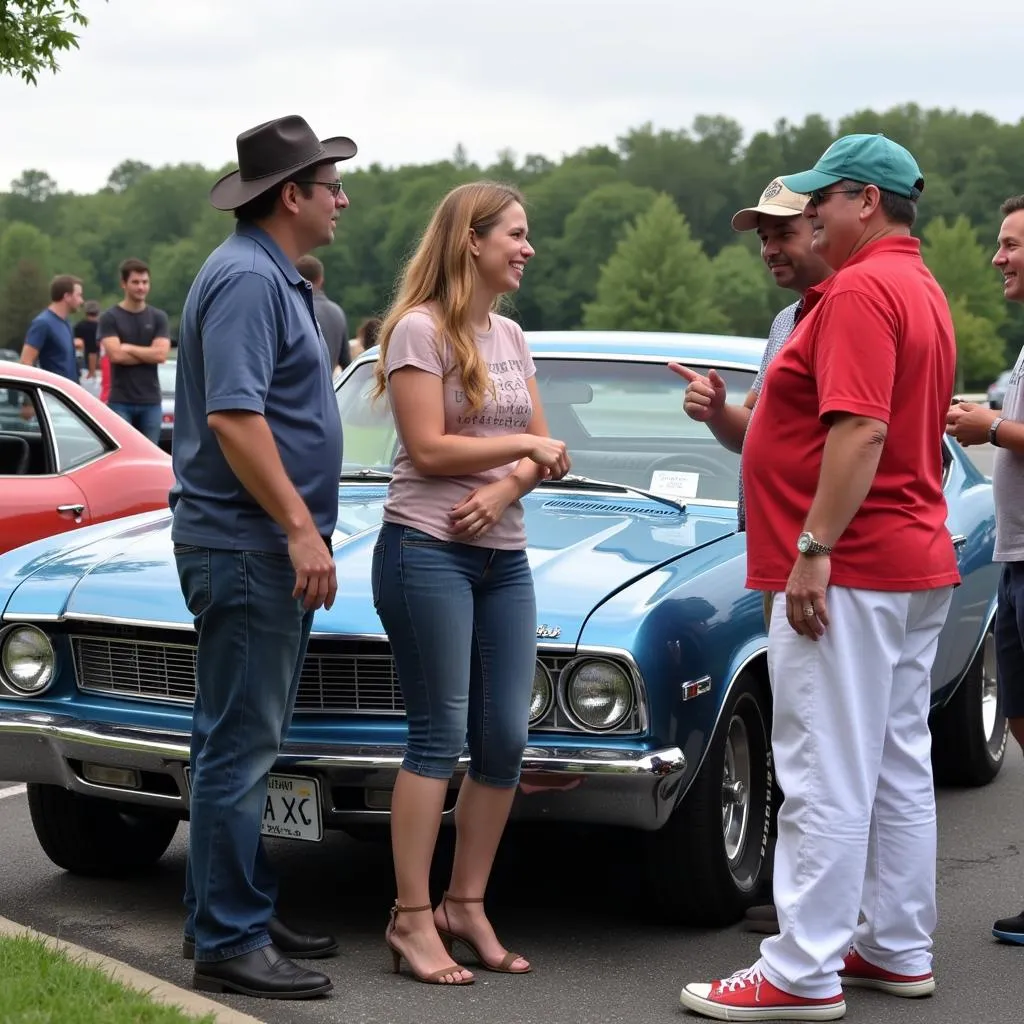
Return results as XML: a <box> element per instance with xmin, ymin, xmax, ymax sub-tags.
<box><xmin>56</xmin><ymin>504</ymin><xmax>85</xmax><ymax>516</ymax></box>
<box><xmin>951</xmin><ymin>534</ymin><xmax>967</xmax><ymax>550</ymax></box>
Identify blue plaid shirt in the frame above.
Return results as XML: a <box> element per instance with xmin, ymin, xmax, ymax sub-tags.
<box><xmin>737</xmin><ymin>299</ymin><xmax>802</xmax><ymax>532</ymax></box>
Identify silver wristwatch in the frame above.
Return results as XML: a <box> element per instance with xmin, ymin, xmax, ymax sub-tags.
<box><xmin>989</xmin><ymin>416</ymin><xmax>1005</xmax><ymax>447</ymax></box>
<box><xmin>796</xmin><ymin>531</ymin><xmax>832</xmax><ymax>556</ymax></box>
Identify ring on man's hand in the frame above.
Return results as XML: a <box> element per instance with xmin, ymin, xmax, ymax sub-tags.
<box><xmin>803</xmin><ymin>605</ymin><xmax>814</xmax><ymax>618</ymax></box>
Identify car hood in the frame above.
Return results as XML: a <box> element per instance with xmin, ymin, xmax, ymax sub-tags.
<box><xmin>1</xmin><ymin>487</ymin><xmax>737</xmax><ymax>644</ymax></box>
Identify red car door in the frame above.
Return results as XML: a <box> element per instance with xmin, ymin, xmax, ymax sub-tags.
<box><xmin>0</xmin><ymin>379</ymin><xmax>98</xmax><ymax>554</ymax></box>
<box><xmin>1</xmin><ymin>474</ymin><xmax>93</xmax><ymax>553</ymax></box>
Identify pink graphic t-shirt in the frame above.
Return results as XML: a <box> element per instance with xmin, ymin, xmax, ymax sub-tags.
<box><xmin>381</xmin><ymin>307</ymin><xmax>536</xmax><ymax>550</ymax></box>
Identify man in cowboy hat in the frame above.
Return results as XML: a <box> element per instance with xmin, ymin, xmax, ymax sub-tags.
<box><xmin>169</xmin><ymin>114</ymin><xmax>356</xmax><ymax>1000</ymax></box>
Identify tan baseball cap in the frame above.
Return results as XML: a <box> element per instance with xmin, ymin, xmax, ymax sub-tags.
<box><xmin>731</xmin><ymin>177</ymin><xmax>810</xmax><ymax>232</ymax></box>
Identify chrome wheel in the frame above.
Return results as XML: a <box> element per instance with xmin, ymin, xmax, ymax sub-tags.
<box><xmin>649</xmin><ymin>673</ymin><xmax>772</xmax><ymax>926</ymax></box>
<box><xmin>930</xmin><ymin>623</ymin><xmax>1007</xmax><ymax>788</ymax></box>
<box><xmin>722</xmin><ymin>714</ymin><xmax>752</xmax><ymax>866</ymax></box>
<box><xmin>982</xmin><ymin>630</ymin><xmax>1006</xmax><ymax>758</ymax></box>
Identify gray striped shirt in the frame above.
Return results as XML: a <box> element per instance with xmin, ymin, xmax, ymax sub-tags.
<box><xmin>737</xmin><ymin>299</ymin><xmax>802</xmax><ymax>532</ymax></box>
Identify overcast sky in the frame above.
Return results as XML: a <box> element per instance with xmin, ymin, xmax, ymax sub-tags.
<box><xmin>1</xmin><ymin>0</ymin><xmax>1017</xmax><ymax>195</ymax></box>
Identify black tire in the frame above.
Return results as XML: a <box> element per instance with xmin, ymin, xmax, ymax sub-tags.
<box><xmin>27</xmin><ymin>784</ymin><xmax>179</xmax><ymax>876</ymax></box>
<box><xmin>930</xmin><ymin>627</ymin><xmax>1007</xmax><ymax>787</ymax></box>
<box><xmin>646</xmin><ymin>672</ymin><xmax>774</xmax><ymax>926</ymax></box>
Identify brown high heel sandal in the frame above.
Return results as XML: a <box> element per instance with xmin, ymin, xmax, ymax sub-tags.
<box><xmin>386</xmin><ymin>900</ymin><xmax>474</xmax><ymax>985</ymax></box>
<box><xmin>436</xmin><ymin>892</ymin><xmax>532</xmax><ymax>974</ymax></box>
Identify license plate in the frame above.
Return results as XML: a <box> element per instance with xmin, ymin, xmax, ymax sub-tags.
<box><xmin>183</xmin><ymin>769</ymin><xmax>323</xmax><ymax>843</ymax></box>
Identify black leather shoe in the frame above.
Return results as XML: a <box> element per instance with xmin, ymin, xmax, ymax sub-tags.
<box><xmin>183</xmin><ymin>917</ymin><xmax>339</xmax><ymax>960</ymax></box>
<box><xmin>192</xmin><ymin>944</ymin><xmax>333</xmax><ymax>999</ymax></box>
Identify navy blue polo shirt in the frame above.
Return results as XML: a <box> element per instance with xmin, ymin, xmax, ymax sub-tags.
<box><xmin>25</xmin><ymin>309</ymin><xmax>78</xmax><ymax>381</ymax></box>
<box><xmin>169</xmin><ymin>224</ymin><xmax>343</xmax><ymax>553</ymax></box>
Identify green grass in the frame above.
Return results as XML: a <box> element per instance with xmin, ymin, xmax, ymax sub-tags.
<box><xmin>0</xmin><ymin>935</ymin><xmax>218</xmax><ymax>1024</ymax></box>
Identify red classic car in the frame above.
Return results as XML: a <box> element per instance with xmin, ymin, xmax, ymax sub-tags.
<box><xmin>0</xmin><ymin>362</ymin><xmax>174</xmax><ymax>553</ymax></box>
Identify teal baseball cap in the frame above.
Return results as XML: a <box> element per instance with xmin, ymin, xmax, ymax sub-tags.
<box><xmin>780</xmin><ymin>133</ymin><xmax>924</xmax><ymax>199</ymax></box>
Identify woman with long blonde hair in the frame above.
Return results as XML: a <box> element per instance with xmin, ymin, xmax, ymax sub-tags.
<box><xmin>371</xmin><ymin>181</ymin><xmax>570</xmax><ymax>985</ymax></box>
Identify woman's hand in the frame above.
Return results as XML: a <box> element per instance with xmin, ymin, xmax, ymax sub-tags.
<box><xmin>449</xmin><ymin>478</ymin><xmax>519</xmax><ymax>539</ymax></box>
<box><xmin>523</xmin><ymin>436</ymin><xmax>571</xmax><ymax>479</ymax></box>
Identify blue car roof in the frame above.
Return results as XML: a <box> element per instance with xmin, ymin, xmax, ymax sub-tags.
<box><xmin>523</xmin><ymin>330</ymin><xmax>766</xmax><ymax>368</ymax></box>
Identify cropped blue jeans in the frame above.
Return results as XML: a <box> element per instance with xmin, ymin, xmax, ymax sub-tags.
<box><xmin>371</xmin><ymin>523</ymin><xmax>536</xmax><ymax>788</ymax></box>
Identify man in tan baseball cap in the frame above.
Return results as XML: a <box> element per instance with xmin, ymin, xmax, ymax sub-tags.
<box><xmin>672</xmin><ymin>175</ymin><xmax>832</xmax><ymax>531</ymax></box>
<box><xmin>670</xmin><ymin>175</ymin><xmax>831</xmax><ymax>932</ymax></box>
<box><xmin>731</xmin><ymin>177</ymin><xmax>812</xmax><ymax>230</ymax></box>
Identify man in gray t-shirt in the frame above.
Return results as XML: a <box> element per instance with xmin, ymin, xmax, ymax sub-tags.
<box><xmin>946</xmin><ymin>194</ymin><xmax>1024</xmax><ymax>944</ymax></box>
<box><xmin>673</xmin><ymin>176</ymin><xmax>832</xmax><ymax>599</ymax></box>
<box><xmin>672</xmin><ymin>176</ymin><xmax>832</xmax><ymax>938</ymax></box>
<box><xmin>295</xmin><ymin>254</ymin><xmax>350</xmax><ymax>373</ymax></box>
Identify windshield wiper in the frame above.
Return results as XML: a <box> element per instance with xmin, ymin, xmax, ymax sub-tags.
<box><xmin>340</xmin><ymin>468</ymin><xmax>686</xmax><ymax>511</ymax></box>
<box><xmin>538</xmin><ymin>474</ymin><xmax>686</xmax><ymax>512</ymax></box>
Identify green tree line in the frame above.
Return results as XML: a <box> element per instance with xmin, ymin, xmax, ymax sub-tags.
<box><xmin>1</xmin><ymin>103</ymin><xmax>1020</xmax><ymax>387</ymax></box>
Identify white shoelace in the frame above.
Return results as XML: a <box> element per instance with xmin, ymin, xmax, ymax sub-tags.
<box><xmin>720</xmin><ymin>965</ymin><xmax>766</xmax><ymax>993</ymax></box>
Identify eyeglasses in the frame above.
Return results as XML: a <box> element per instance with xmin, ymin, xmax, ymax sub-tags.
<box><xmin>293</xmin><ymin>180</ymin><xmax>345</xmax><ymax>197</ymax></box>
<box><xmin>808</xmin><ymin>187</ymin><xmax>864</xmax><ymax>207</ymax></box>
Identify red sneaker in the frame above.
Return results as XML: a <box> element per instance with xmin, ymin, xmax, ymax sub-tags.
<box><xmin>680</xmin><ymin>964</ymin><xmax>846</xmax><ymax>1021</ymax></box>
<box><xmin>840</xmin><ymin>949</ymin><xmax>935</xmax><ymax>998</ymax></box>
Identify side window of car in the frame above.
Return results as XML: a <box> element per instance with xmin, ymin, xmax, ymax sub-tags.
<box><xmin>38</xmin><ymin>390</ymin><xmax>110</xmax><ymax>472</ymax></box>
<box><xmin>0</xmin><ymin>384</ymin><xmax>49</xmax><ymax>475</ymax></box>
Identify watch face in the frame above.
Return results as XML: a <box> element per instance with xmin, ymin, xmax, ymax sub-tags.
<box><xmin>797</xmin><ymin>534</ymin><xmax>810</xmax><ymax>553</ymax></box>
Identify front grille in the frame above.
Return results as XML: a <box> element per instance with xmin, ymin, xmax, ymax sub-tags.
<box><xmin>72</xmin><ymin>635</ymin><xmax>404</xmax><ymax>714</ymax></box>
<box><xmin>70</xmin><ymin>635</ymin><xmax>581</xmax><ymax>725</ymax></box>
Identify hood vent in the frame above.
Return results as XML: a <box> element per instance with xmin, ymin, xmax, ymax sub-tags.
<box><xmin>540</xmin><ymin>498</ymin><xmax>680</xmax><ymax>518</ymax></box>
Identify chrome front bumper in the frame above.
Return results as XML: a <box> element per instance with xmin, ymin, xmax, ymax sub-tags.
<box><xmin>0</xmin><ymin>712</ymin><xmax>688</xmax><ymax>832</ymax></box>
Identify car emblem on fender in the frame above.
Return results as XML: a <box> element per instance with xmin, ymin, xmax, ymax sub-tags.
<box><xmin>536</xmin><ymin>624</ymin><xmax>561</xmax><ymax>639</ymax></box>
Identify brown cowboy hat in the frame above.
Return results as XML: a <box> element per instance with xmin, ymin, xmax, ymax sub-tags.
<box><xmin>209</xmin><ymin>114</ymin><xmax>357</xmax><ymax>212</ymax></box>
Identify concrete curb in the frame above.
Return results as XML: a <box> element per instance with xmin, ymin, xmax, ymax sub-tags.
<box><xmin>0</xmin><ymin>915</ymin><xmax>266</xmax><ymax>1024</ymax></box>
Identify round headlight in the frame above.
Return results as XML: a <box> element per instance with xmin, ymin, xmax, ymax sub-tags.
<box><xmin>529</xmin><ymin>661</ymin><xmax>553</xmax><ymax>724</ymax></box>
<box><xmin>564</xmin><ymin>660</ymin><xmax>633</xmax><ymax>731</ymax></box>
<box><xmin>1</xmin><ymin>625</ymin><xmax>55</xmax><ymax>694</ymax></box>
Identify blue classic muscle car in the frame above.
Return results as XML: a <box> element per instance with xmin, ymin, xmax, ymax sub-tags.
<box><xmin>0</xmin><ymin>332</ymin><xmax>1008</xmax><ymax>926</ymax></box>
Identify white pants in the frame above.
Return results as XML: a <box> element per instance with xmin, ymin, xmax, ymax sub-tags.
<box><xmin>758</xmin><ymin>585</ymin><xmax>953</xmax><ymax>999</ymax></box>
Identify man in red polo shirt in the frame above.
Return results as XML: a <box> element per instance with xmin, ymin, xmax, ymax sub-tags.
<box><xmin>679</xmin><ymin>134</ymin><xmax>960</xmax><ymax>1021</ymax></box>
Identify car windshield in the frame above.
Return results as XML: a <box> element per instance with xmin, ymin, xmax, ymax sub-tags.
<box><xmin>336</xmin><ymin>356</ymin><xmax>756</xmax><ymax>504</ymax></box>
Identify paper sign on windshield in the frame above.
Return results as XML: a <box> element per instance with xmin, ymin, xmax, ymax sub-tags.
<box><xmin>650</xmin><ymin>470</ymin><xmax>699</xmax><ymax>500</ymax></box>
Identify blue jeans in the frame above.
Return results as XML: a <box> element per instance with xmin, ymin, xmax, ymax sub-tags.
<box><xmin>371</xmin><ymin>523</ymin><xmax>537</xmax><ymax>787</ymax></box>
<box><xmin>109</xmin><ymin>401</ymin><xmax>162</xmax><ymax>445</ymax></box>
<box><xmin>174</xmin><ymin>545</ymin><xmax>313</xmax><ymax>962</ymax></box>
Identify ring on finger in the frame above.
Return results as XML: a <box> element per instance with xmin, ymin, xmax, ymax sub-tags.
<box><xmin>802</xmin><ymin>605</ymin><xmax>814</xmax><ymax>618</ymax></box>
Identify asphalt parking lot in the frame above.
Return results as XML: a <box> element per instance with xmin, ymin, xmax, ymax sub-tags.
<box><xmin>0</xmin><ymin>754</ymin><xmax>1021</xmax><ymax>1024</ymax></box>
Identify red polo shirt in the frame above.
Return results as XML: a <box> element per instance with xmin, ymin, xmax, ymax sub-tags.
<box><xmin>743</xmin><ymin>235</ymin><xmax>961</xmax><ymax>592</ymax></box>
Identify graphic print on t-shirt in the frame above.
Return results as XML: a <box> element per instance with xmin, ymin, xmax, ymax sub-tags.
<box><xmin>453</xmin><ymin>357</ymin><xmax>532</xmax><ymax>431</ymax></box>
<box><xmin>380</xmin><ymin>308</ymin><xmax>537</xmax><ymax>549</ymax></box>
